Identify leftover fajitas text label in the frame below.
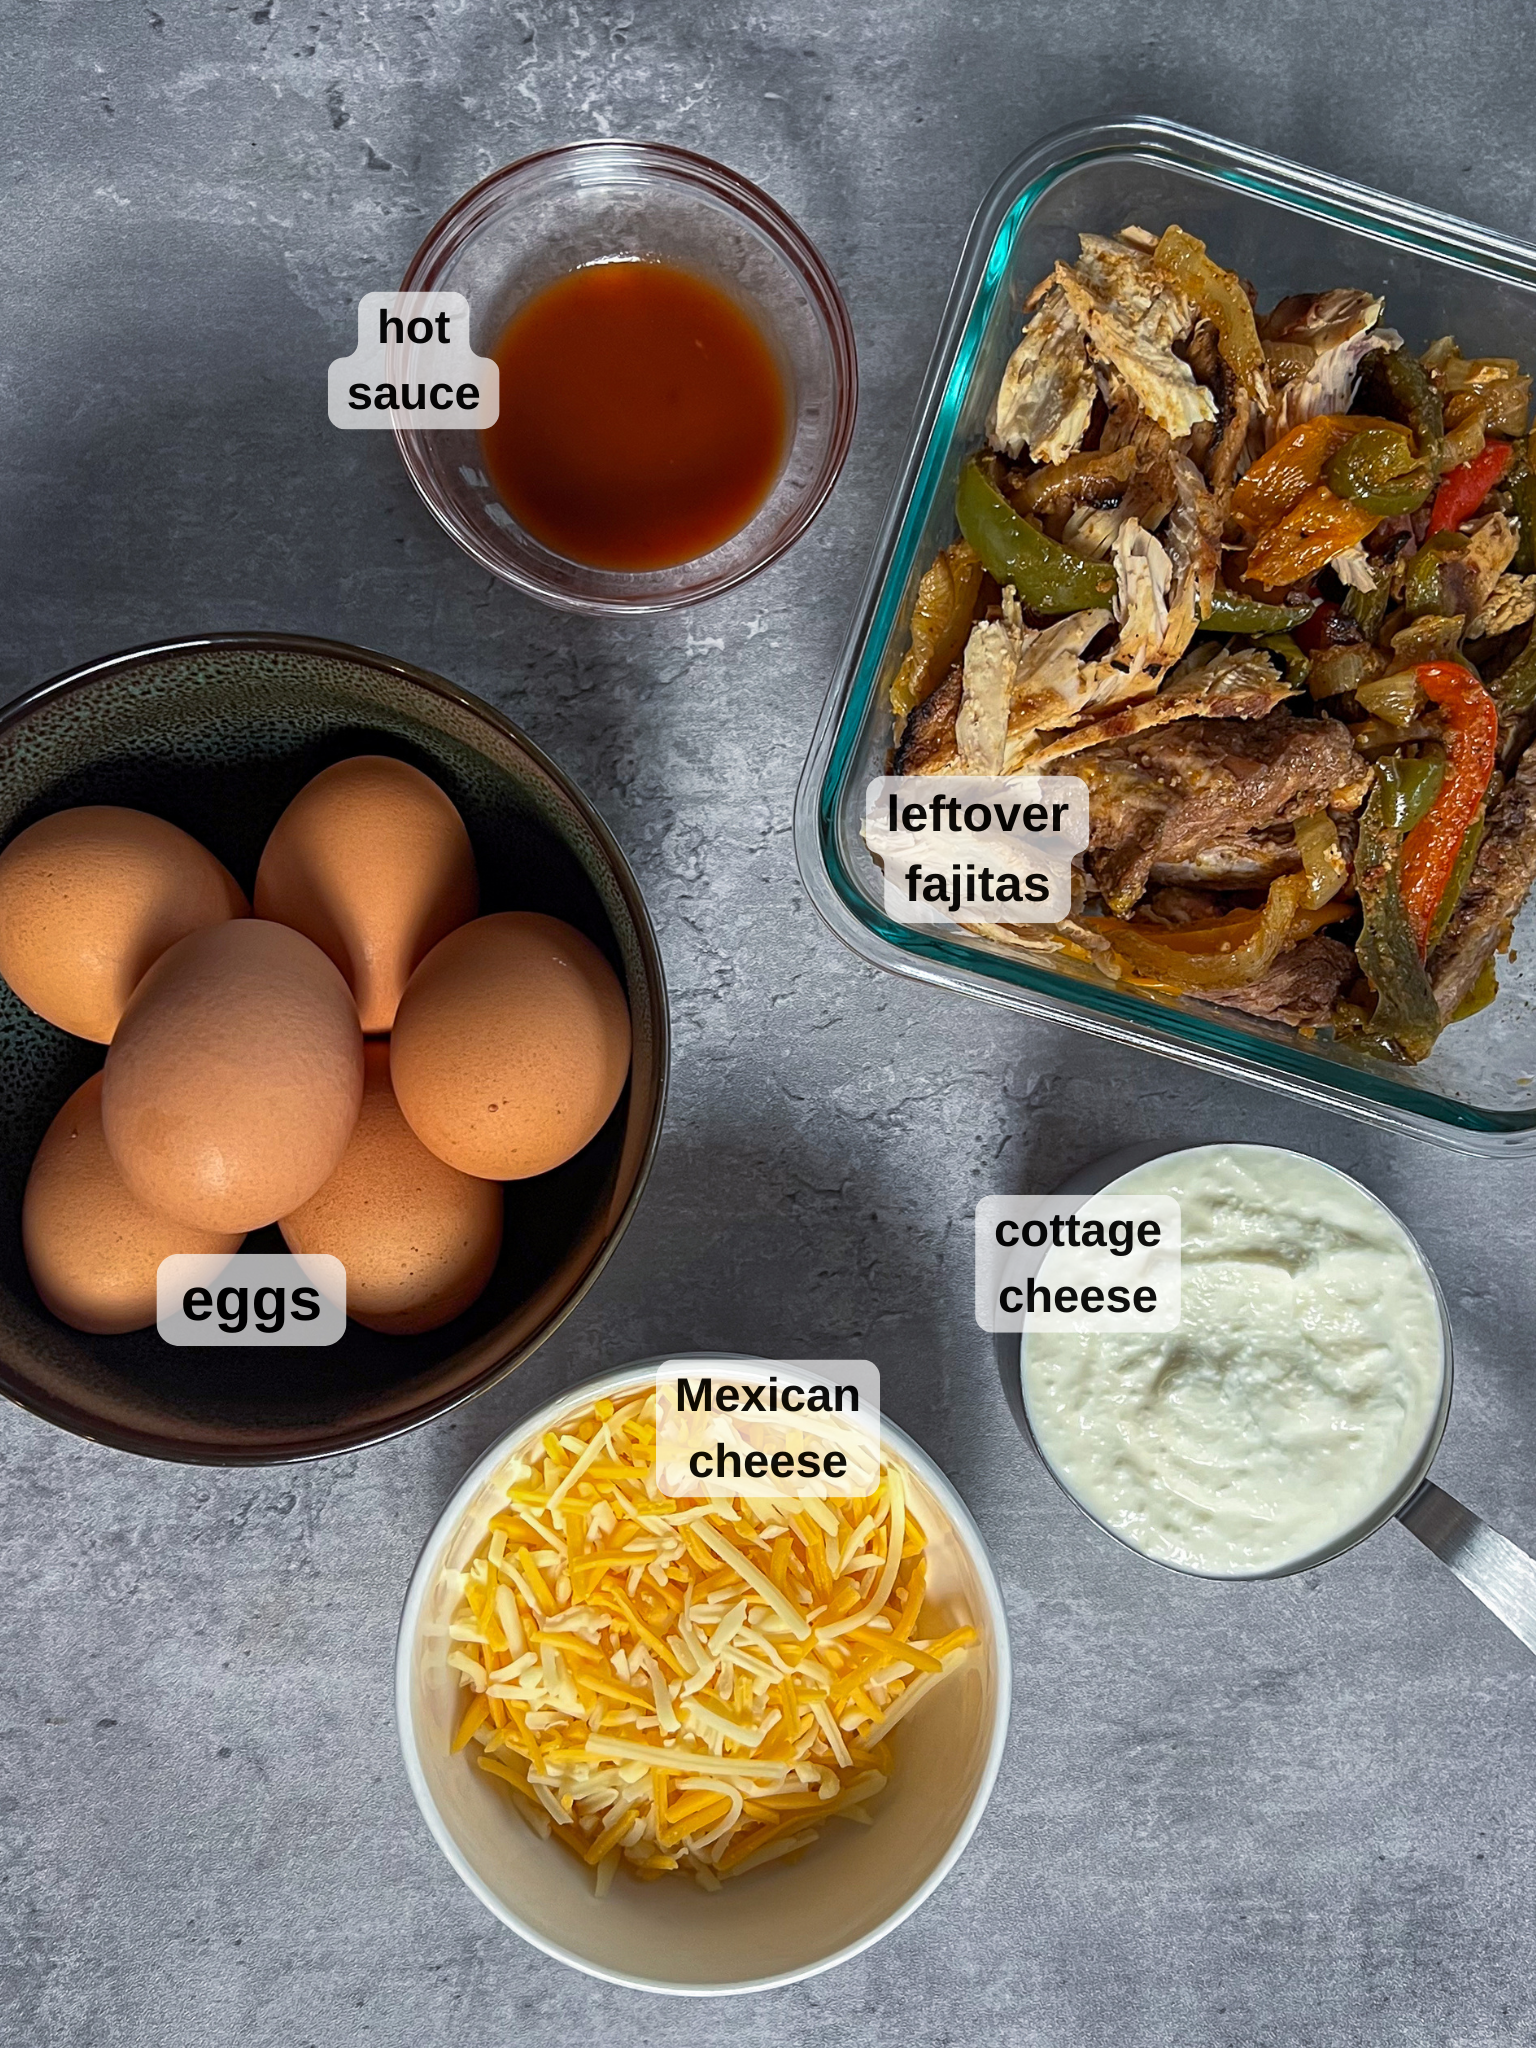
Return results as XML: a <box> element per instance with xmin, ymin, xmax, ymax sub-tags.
<box><xmin>864</xmin><ymin>775</ymin><xmax>1089</xmax><ymax>927</ymax></box>
<box><xmin>975</xmin><ymin>1195</ymin><xmax>1182</xmax><ymax>1333</ymax></box>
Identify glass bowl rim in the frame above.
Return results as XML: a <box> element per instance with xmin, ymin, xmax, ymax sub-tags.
<box><xmin>393</xmin><ymin>138</ymin><xmax>859</xmax><ymax>616</ymax></box>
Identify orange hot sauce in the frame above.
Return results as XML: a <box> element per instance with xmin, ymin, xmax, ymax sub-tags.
<box><xmin>480</xmin><ymin>259</ymin><xmax>789</xmax><ymax>572</ymax></box>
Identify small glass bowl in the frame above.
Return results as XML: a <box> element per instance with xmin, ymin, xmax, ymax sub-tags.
<box><xmin>395</xmin><ymin>141</ymin><xmax>857</xmax><ymax>615</ymax></box>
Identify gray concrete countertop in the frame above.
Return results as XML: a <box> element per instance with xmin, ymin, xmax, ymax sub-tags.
<box><xmin>3</xmin><ymin>4</ymin><xmax>1534</xmax><ymax>2043</ymax></box>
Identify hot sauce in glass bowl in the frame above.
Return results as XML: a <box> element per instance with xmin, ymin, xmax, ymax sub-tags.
<box><xmin>392</xmin><ymin>141</ymin><xmax>856</xmax><ymax>615</ymax></box>
<box><xmin>480</xmin><ymin>259</ymin><xmax>789</xmax><ymax>573</ymax></box>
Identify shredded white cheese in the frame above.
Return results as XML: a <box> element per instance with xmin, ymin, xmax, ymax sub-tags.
<box><xmin>443</xmin><ymin>1390</ymin><xmax>978</xmax><ymax>1893</ymax></box>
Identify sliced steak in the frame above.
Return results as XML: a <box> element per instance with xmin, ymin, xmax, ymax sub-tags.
<box><xmin>1147</xmin><ymin>827</ymin><xmax>1302</xmax><ymax>890</ymax></box>
<box><xmin>1427</xmin><ymin>745</ymin><xmax>1536</xmax><ymax>1019</ymax></box>
<box><xmin>1196</xmin><ymin>935</ymin><xmax>1358</xmax><ymax>1028</ymax></box>
<box><xmin>1079</xmin><ymin>707</ymin><xmax>1369</xmax><ymax>914</ymax></box>
<box><xmin>1183</xmin><ymin>316</ymin><xmax>1251</xmax><ymax>501</ymax></box>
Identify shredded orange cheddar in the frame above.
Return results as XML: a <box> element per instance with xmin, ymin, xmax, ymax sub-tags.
<box><xmin>442</xmin><ymin>1387</ymin><xmax>977</xmax><ymax>1894</ymax></box>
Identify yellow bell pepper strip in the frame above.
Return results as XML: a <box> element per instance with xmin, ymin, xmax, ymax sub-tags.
<box><xmin>890</xmin><ymin>539</ymin><xmax>983</xmax><ymax>731</ymax></box>
<box><xmin>1246</xmin><ymin>482</ymin><xmax>1378</xmax><ymax>589</ymax></box>
<box><xmin>1354</xmin><ymin>774</ymin><xmax>1442</xmax><ymax>1061</ymax></box>
<box><xmin>1153</xmin><ymin>225</ymin><xmax>1268</xmax><ymax>400</ymax></box>
<box><xmin>1324</xmin><ymin>425</ymin><xmax>1433</xmax><ymax>517</ymax></box>
<box><xmin>1425</xmin><ymin>438</ymin><xmax>1513</xmax><ymax>536</ymax></box>
<box><xmin>1291</xmin><ymin>811</ymin><xmax>1348</xmax><ymax>906</ymax></box>
<box><xmin>1080</xmin><ymin>877</ymin><xmax>1348</xmax><ymax>992</ymax></box>
<box><xmin>1232</xmin><ymin>415</ymin><xmax>1362</xmax><ymax>532</ymax></box>
<box><xmin>1356</xmin><ymin>348</ymin><xmax>1445</xmax><ymax>476</ymax></box>
<box><xmin>1009</xmin><ymin>445</ymin><xmax>1136</xmax><ymax>516</ymax></box>
<box><xmin>955</xmin><ymin>457</ymin><xmax>1116</xmax><ymax>614</ymax></box>
<box><xmin>1398</xmin><ymin>662</ymin><xmax>1498</xmax><ymax>953</ymax></box>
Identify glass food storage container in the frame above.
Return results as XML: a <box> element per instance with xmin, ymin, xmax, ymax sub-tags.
<box><xmin>794</xmin><ymin>117</ymin><xmax>1536</xmax><ymax>1155</ymax></box>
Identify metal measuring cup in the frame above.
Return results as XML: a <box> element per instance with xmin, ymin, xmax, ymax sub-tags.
<box><xmin>995</xmin><ymin>1143</ymin><xmax>1536</xmax><ymax>1655</ymax></box>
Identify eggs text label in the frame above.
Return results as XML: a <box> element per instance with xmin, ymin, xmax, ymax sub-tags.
<box><xmin>653</xmin><ymin>1359</ymin><xmax>882</xmax><ymax>1501</ymax></box>
<box><xmin>156</xmin><ymin>1252</ymin><xmax>347</xmax><ymax>1346</ymax></box>
<box><xmin>863</xmin><ymin>775</ymin><xmax>1089</xmax><ymax>927</ymax></box>
<box><xmin>975</xmin><ymin>1195</ymin><xmax>1182</xmax><ymax>1333</ymax></box>
<box><xmin>328</xmin><ymin>293</ymin><xmax>500</xmax><ymax>429</ymax></box>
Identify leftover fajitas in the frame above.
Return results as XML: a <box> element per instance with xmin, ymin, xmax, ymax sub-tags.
<box><xmin>888</xmin><ymin>222</ymin><xmax>1536</xmax><ymax>1057</ymax></box>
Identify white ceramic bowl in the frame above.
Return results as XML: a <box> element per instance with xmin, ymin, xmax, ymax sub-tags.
<box><xmin>395</xmin><ymin>1360</ymin><xmax>1011</xmax><ymax>1995</ymax></box>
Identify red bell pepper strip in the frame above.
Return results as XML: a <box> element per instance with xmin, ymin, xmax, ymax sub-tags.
<box><xmin>1294</xmin><ymin>601</ymin><xmax>1352</xmax><ymax>654</ymax></box>
<box><xmin>1399</xmin><ymin>661</ymin><xmax>1498</xmax><ymax>953</ymax></box>
<box><xmin>1425</xmin><ymin>439</ymin><xmax>1513</xmax><ymax>535</ymax></box>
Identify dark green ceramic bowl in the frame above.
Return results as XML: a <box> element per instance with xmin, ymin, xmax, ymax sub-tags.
<box><xmin>0</xmin><ymin>634</ymin><xmax>668</xmax><ymax>1464</ymax></box>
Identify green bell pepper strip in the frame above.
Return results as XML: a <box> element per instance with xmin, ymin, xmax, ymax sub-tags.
<box><xmin>955</xmin><ymin>458</ymin><xmax>1117</xmax><ymax>613</ymax></box>
<box><xmin>1426</xmin><ymin>809</ymin><xmax>1487</xmax><ymax>951</ymax></box>
<box><xmin>1374</xmin><ymin>754</ymin><xmax>1446</xmax><ymax>832</ymax></box>
<box><xmin>1200</xmin><ymin>589</ymin><xmax>1317</xmax><ymax>634</ymax></box>
<box><xmin>1354</xmin><ymin>777</ymin><xmax>1442</xmax><ymax>1061</ymax></box>
<box><xmin>1343</xmin><ymin>571</ymin><xmax>1390</xmax><ymax>643</ymax></box>
<box><xmin>1506</xmin><ymin>445</ymin><xmax>1536</xmax><ymax>575</ymax></box>
<box><xmin>1324</xmin><ymin>426</ymin><xmax>1433</xmax><ymax>517</ymax></box>
<box><xmin>1404</xmin><ymin>531</ymin><xmax>1470</xmax><ymax>619</ymax></box>
<box><xmin>1356</xmin><ymin>349</ymin><xmax>1446</xmax><ymax>475</ymax></box>
<box><xmin>1490</xmin><ymin>625</ymin><xmax>1536</xmax><ymax>715</ymax></box>
<box><xmin>1256</xmin><ymin>633</ymin><xmax>1311</xmax><ymax>687</ymax></box>
<box><xmin>1510</xmin><ymin>467</ymin><xmax>1536</xmax><ymax>574</ymax></box>
<box><xmin>954</xmin><ymin>458</ymin><xmax>1315</xmax><ymax>632</ymax></box>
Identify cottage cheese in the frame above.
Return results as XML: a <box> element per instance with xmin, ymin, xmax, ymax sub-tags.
<box><xmin>1023</xmin><ymin>1145</ymin><xmax>1445</xmax><ymax>1576</ymax></box>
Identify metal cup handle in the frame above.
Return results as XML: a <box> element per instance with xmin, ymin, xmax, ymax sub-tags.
<box><xmin>1398</xmin><ymin>1481</ymin><xmax>1536</xmax><ymax>1656</ymax></box>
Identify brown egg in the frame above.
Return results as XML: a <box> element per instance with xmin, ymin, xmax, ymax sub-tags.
<box><xmin>101</xmin><ymin>919</ymin><xmax>364</xmax><ymax>1233</ymax></box>
<box><xmin>23</xmin><ymin>1072</ymin><xmax>243</xmax><ymax>1334</ymax></box>
<box><xmin>280</xmin><ymin>1042</ymin><xmax>502</xmax><ymax>1334</ymax></box>
<box><xmin>0</xmin><ymin>806</ymin><xmax>248</xmax><ymax>1042</ymax></box>
<box><xmin>391</xmin><ymin>912</ymin><xmax>631</xmax><ymax>1180</ymax></box>
<box><xmin>254</xmin><ymin>756</ymin><xmax>477</xmax><ymax>1033</ymax></box>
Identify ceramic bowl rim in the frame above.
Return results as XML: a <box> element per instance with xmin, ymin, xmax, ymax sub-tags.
<box><xmin>394</xmin><ymin>1357</ymin><xmax>1013</xmax><ymax>1995</ymax></box>
<box><xmin>0</xmin><ymin>631</ymin><xmax>671</xmax><ymax>1466</ymax></box>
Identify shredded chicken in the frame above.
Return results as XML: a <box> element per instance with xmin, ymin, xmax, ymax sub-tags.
<box><xmin>987</xmin><ymin>285</ymin><xmax>1097</xmax><ymax>466</ymax></box>
<box><xmin>1469</xmin><ymin>573</ymin><xmax>1536</xmax><ymax>642</ymax></box>
<box><xmin>1267</xmin><ymin>322</ymin><xmax>1400</xmax><ymax>444</ymax></box>
<box><xmin>1329</xmin><ymin>542</ymin><xmax>1377</xmax><ymax>592</ymax></box>
<box><xmin>1018</xmin><ymin>647</ymin><xmax>1294</xmax><ymax>767</ymax></box>
<box><xmin>954</xmin><ymin>602</ymin><xmax>1120</xmax><ymax>774</ymax></box>
<box><xmin>1460</xmin><ymin>512</ymin><xmax>1520</xmax><ymax>621</ymax></box>
<box><xmin>1053</xmin><ymin>238</ymin><xmax>1215</xmax><ymax>440</ymax></box>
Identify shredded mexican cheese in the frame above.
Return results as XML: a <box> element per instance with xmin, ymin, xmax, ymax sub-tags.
<box><xmin>441</xmin><ymin>1390</ymin><xmax>978</xmax><ymax>1895</ymax></box>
